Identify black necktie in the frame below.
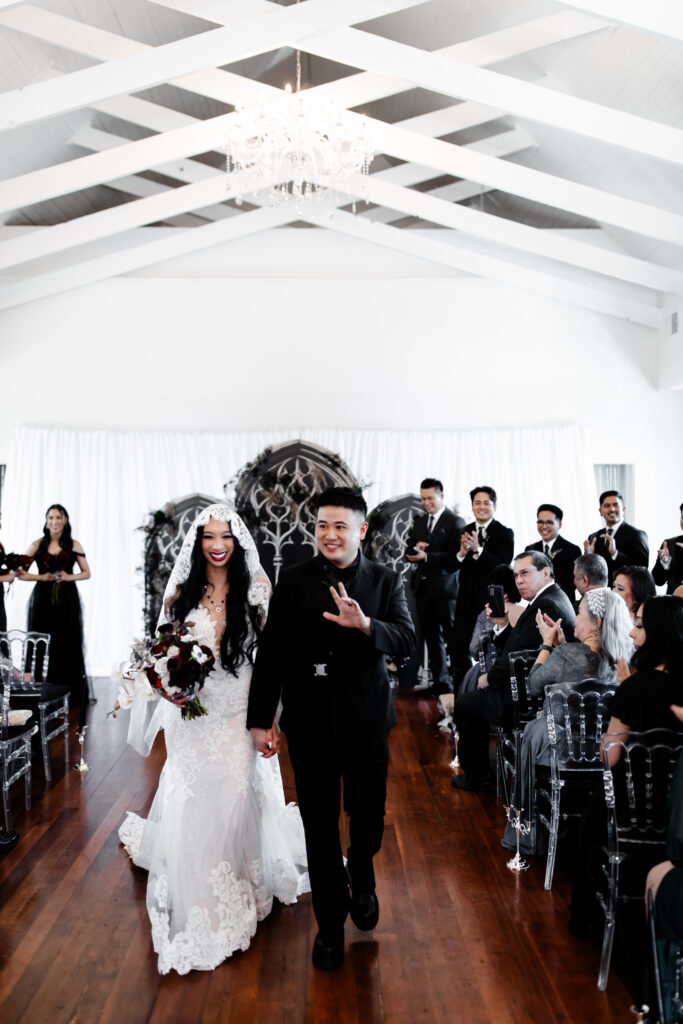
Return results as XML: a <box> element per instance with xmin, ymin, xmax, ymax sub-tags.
<box><xmin>606</xmin><ymin>528</ymin><xmax>613</xmax><ymax>537</ymax></box>
<box><xmin>427</xmin><ymin>515</ymin><xmax>434</xmax><ymax>536</ymax></box>
<box><xmin>477</xmin><ymin>526</ymin><xmax>484</xmax><ymax>545</ymax></box>
<box><xmin>544</xmin><ymin>543</ymin><xmax>550</xmax><ymax>556</ymax></box>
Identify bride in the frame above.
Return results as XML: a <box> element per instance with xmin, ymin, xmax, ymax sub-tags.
<box><xmin>119</xmin><ymin>503</ymin><xmax>310</xmax><ymax>975</ymax></box>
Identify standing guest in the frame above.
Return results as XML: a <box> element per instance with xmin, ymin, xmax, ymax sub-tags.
<box><xmin>16</xmin><ymin>504</ymin><xmax>91</xmax><ymax>715</ymax></box>
<box><xmin>448</xmin><ymin>486</ymin><xmax>514</xmax><ymax>690</ymax></box>
<box><xmin>526</xmin><ymin>503</ymin><xmax>581</xmax><ymax>604</ymax></box>
<box><xmin>573</xmin><ymin>552</ymin><xmax>609</xmax><ymax>601</ymax></box>
<box><xmin>247</xmin><ymin>487</ymin><xmax>415</xmax><ymax>971</ymax></box>
<box><xmin>584</xmin><ymin>490</ymin><xmax>649</xmax><ymax>586</ymax></box>
<box><xmin>452</xmin><ymin>551</ymin><xmax>575</xmax><ymax>791</ymax></box>
<box><xmin>405</xmin><ymin>478</ymin><xmax>461</xmax><ymax>696</ymax></box>
<box><xmin>652</xmin><ymin>502</ymin><xmax>683</xmax><ymax>594</ymax></box>
<box><xmin>612</xmin><ymin>565</ymin><xmax>657</xmax><ymax>620</ymax></box>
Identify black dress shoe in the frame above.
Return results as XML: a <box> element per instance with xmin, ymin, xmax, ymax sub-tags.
<box><xmin>312</xmin><ymin>931</ymin><xmax>344</xmax><ymax>971</ymax></box>
<box><xmin>451</xmin><ymin>772</ymin><xmax>493</xmax><ymax>791</ymax></box>
<box><xmin>349</xmin><ymin>890</ymin><xmax>379</xmax><ymax>931</ymax></box>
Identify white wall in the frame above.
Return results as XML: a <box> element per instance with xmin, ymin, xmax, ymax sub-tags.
<box><xmin>1</xmin><ymin>227</ymin><xmax>681</xmax><ymax>572</ymax></box>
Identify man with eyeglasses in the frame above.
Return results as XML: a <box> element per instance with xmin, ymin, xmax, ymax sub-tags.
<box><xmin>525</xmin><ymin>503</ymin><xmax>581</xmax><ymax>604</ymax></box>
<box><xmin>452</xmin><ymin>551</ymin><xmax>575</xmax><ymax>792</ymax></box>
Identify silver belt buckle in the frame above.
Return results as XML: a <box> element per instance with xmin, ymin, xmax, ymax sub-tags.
<box><xmin>313</xmin><ymin>663</ymin><xmax>328</xmax><ymax>677</ymax></box>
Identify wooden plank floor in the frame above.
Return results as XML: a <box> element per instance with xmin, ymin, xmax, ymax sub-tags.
<box><xmin>0</xmin><ymin>682</ymin><xmax>634</xmax><ymax>1024</ymax></box>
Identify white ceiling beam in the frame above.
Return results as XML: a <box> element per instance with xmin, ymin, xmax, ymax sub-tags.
<box><xmin>3</xmin><ymin>101</ymin><xmax>682</xmax><ymax>246</ymax></box>
<box><xmin>0</xmin><ymin>4</ymin><xmax>607</xmax><ymax>119</ymax></box>
<box><xmin>0</xmin><ymin>204</ymin><xmax>294</xmax><ymax>311</ymax></box>
<box><xmin>304</xmin><ymin>28</ymin><xmax>683</xmax><ymax>168</ymax></box>
<box><xmin>103</xmin><ymin>174</ymin><xmax>238</xmax><ymax>222</ymax></box>
<box><xmin>0</xmin><ymin>124</ymin><xmax>533</xmax><ymax>270</ymax></box>
<box><xmin>305</xmin><ymin>210</ymin><xmax>662</xmax><ymax>329</ymax></box>
<box><xmin>358</xmin><ymin>178</ymin><xmax>680</xmax><ymax>292</ymax></box>
<box><xmin>0</xmin><ymin>0</ymin><xmax>427</xmax><ymax>131</ymax></box>
<box><xmin>553</xmin><ymin>1</ymin><xmax>683</xmax><ymax>43</ymax></box>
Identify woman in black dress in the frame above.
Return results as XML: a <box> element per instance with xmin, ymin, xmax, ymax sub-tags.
<box><xmin>17</xmin><ymin>504</ymin><xmax>91</xmax><ymax>712</ymax></box>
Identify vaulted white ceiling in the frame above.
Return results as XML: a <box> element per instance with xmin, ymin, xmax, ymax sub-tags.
<box><xmin>0</xmin><ymin>0</ymin><xmax>681</xmax><ymax>326</ymax></box>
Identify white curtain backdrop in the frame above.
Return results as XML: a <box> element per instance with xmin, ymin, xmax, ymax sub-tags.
<box><xmin>2</xmin><ymin>424</ymin><xmax>597</xmax><ymax>674</ymax></box>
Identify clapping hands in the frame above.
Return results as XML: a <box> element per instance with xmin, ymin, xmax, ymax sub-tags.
<box><xmin>535</xmin><ymin>609</ymin><xmax>564</xmax><ymax>646</ymax></box>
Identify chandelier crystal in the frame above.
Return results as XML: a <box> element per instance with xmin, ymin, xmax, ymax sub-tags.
<box><xmin>225</xmin><ymin>51</ymin><xmax>373</xmax><ymax>215</ymax></box>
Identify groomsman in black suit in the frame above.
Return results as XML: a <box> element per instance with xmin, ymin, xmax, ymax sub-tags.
<box><xmin>448</xmin><ymin>486</ymin><xmax>514</xmax><ymax>689</ymax></box>
<box><xmin>585</xmin><ymin>490</ymin><xmax>649</xmax><ymax>586</ymax></box>
<box><xmin>452</xmin><ymin>550</ymin><xmax>575</xmax><ymax>790</ymax></box>
<box><xmin>652</xmin><ymin>502</ymin><xmax>683</xmax><ymax>593</ymax></box>
<box><xmin>525</xmin><ymin>503</ymin><xmax>581</xmax><ymax>604</ymax></box>
<box><xmin>405</xmin><ymin>478</ymin><xmax>461</xmax><ymax>695</ymax></box>
<box><xmin>247</xmin><ymin>487</ymin><xmax>415</xmax><ymax>971</ymax></box>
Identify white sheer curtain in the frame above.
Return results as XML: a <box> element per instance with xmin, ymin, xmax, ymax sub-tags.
<box><xmin>2</xmin><ymin>424</ymin><xmax>596</xmax><ymax>674</ymax></box>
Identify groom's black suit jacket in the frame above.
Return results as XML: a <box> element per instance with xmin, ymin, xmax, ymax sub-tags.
<box><xmin>587</xmin><ymin>521</ymin><xmax>649</xmax><ymax>585</ymax></box>
<box><xmin>525</xmin><ymin>535</ymin><xmax>581</xmax><ymax>605</ymax></box>
<box><xmin>404</xmin><ymin>507</ymin><xmax>460</xmax><ymax>599</ymax></box>
<box><xmin>653</xmin><ymin>535</ymin><xmax>683</xmax><ymax>594</ymax></box>
<box><xmin>487</xmin><ymin>582</ymin><xmax>576</xmax><ymax>695</ymax></box>
<box><xmin>247</xmin><ymin>553</ymin><xmax>415</xmax><ymax>739</ymax></box>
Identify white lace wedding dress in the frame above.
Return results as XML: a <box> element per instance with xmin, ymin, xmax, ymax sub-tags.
<box><xmin>118</xmin><ymin>606</ymin><xmax>310</xmax><ymax>975</ymax></box>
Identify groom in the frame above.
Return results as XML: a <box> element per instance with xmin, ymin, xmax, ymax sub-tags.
<box><xmin>247</xmin><ymin>487</ymin><xmax>415</xmax><ymax>970</ymax></box>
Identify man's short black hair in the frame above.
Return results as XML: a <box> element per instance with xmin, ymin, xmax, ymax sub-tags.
<box><xmin>537</xmin><ymin>503</ymin><xmax>563</xmax><ymax>522</ymax></box>
<box><xmin>680</xmin><ymin>502</ymin><xmax>683</xmax><ymax>515</ymax></box>
<box><xmin>470</xmin><ymin>485</ymin><xmax>497</xmax><ymax>505</ymax></box>
<box><xmin>599</xmin><ymin>489</ymin><xmax>624</xmax><ymax>505</ymax></box>
<box><xmin>514</xmin><ymin>549</ymin><xmax>553</xmax><ymax>576</ymax></box>
<box><xmin>420</xmin><ymin>478</ymin><xmax>443</xmax><ymax>493</ymax></box>
<box><xmin>314</xmin><ymin>487</ymin><xmax>367</xmax><ymax>518</ymax></box>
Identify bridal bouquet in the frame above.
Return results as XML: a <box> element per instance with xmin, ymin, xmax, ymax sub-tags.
<box><xmin>0</xmin><ymin>552</ymin><xmax>32</xmax><ymax>573</ymax></box>
<box><xmin>111</xmin><ymin>621</ymin><xmax>215</xmax><ymax>721</ymax></box>
<box><xmin>44</xmin><ymin>550</ymin><xmax>72</xmax><ymax>602</ymax></box>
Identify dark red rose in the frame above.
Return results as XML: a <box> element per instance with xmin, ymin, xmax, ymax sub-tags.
<box><xmin>166</xmin><ymin>656</ymin><xmax>181</xmax><ymax>673</ymax></box>
<box><xmin>146</xmin><ymin>667</ymin><xmax>161</xmax><ymax>687</ymax></box>
<box><xmin>158</xmin><ymin>623</ymin><xmax>174</xmax><ymax>635</ymax></box>
<box><xmin>151</xmin><ymin>642</ymin><xmax>167</xmax><ymax>657</ymax></box>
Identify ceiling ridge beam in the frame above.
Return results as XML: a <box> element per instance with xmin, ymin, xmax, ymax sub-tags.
<box><xmin>303</xmin><ymin>26</ymin><xmax>683</xmax><ymax>167</ymax></box>
<box><xmin>0</xmin><ymin>0</ymin><xmax>427</xmax><ymax>131</ymax></box>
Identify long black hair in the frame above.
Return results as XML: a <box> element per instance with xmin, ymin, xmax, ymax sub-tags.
<box><xmin>38</xmin><ymin>503</ymin><xmax>73</xmax><ymax>554</ymax></box>
<box><xmin>170</xmin><ymin>525</ymin><xmax>260</xmax><ymax>677</ymax></box>
<box><xmin>631</xmin><ymin>596</ymin><xmax>683</xmax><ymax>678</ymax></box>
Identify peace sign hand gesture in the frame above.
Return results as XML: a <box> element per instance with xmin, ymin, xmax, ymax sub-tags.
<box><xmin>323</xmin><ymin>583</ymin><xmax>372</xmax><ymax>635</ymax></box>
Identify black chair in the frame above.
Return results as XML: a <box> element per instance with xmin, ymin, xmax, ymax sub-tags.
<box><xmin>0</xmin><ymin>655</ymin><xmax>36</xmax><ymax>835</ymax></box>
<box><xmin>496</xmin><ymin>648</ymin><xmax>544</xmax><ymax>811</ymax></box>
<box><xmin>536</xmin><ymin>679</ymin><xmax>615</xmax><ymax>891</ymax></box>
<box><xmin>598</xmin><ymin>729</ymin><xmax>683</xmax><ymax>991</ymax></box>
<box><xmin>0</xmin><ymin>630</ymin><xmax>70</xmax><ymax>783</ymax></box>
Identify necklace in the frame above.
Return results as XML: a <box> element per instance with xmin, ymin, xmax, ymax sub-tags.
<box><xmin>203</xmin><ymin>585</ymin><xmax>227</xmax><ymax>614</ymax></box>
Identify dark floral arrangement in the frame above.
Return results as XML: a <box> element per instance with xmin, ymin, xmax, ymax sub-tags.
<box><xmin>0</xmin><ymin>552</ymin><xmax>33</xmax><ymax>573</ymax></box>
<box><xmin>111</xmin><ymin>620</ymin><xmax>215</xmax><ymax>721</ymax></box>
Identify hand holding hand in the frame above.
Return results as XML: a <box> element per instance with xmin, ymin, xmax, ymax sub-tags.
<box><xmin>323</xmin><ymin>583</ymin><xmax>371</xmax><ymax>634</ymax></box>
<box><xmin>250</xmin><ymin>727</ymin><xmax>278</xmax><ymax>758</ymax></box>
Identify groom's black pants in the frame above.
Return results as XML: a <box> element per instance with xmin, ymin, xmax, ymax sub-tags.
<box><xmin>286</xmin><ymin>729</ymin><xmax>389</xmax><ymax>936</ymax></box>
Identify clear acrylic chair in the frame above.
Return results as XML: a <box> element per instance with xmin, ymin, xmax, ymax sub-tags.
<box><xmin>0</xmin><ymin>655</ymin><xmax>36</xmax><ymax>834</ymax></box>
<box><xmin>496</xmin><ymin>648</ymin><xmax>545</xmax><ymax>811</ymax></box>
<box><xmin>535</xmin><ymin>678</ymin><xmax>615</xmax><ymax>891</ymax></box>
<box><xmin>598</xmin><ymin>728</ymin><xmax>683</xmax><ymax>991</ymax></box>
<box><xmin>0</xmin><ymin>630</ymin><xmax>70</xmax><ymax>783</ymax></box>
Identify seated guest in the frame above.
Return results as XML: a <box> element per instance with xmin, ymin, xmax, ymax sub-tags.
<box><xmin>452</xmin><ymin>551</ymin><xmax>575</xmax><ymax>792</ymax></box>
<box><xmin>584</xmin><ymin>490</ymin><xmax>649</xmax><ymax>586</ymax></box>
<box><xmin>570</xmin><ymin>596</ymin><xmax>683</xmax><ymax>936</ymax></box>
<box><xmin>459</xmin><ymin>565</ymin><xmax>523</xmax><ymax>696</ymax></box>
<box><xmin>573</xmin><ymin>552</ymin><xmax>609</xmax><ymax>601</ymax></box>
<box><xmin>652</xmin><ymin>502</ymin><xmax>683</xmax><ymax>594</ymax></box>
<box><xmin>501</xmin><ymin>588</ymin><xmax>633</xmax><ymax>853</ymax></box>
<box><xmin>405</xmin><ymin>478</ymin><xmax>461</xmax><ymax>696</ymax></box>
<box><xmin>612</xmin><ymin>564</ymin><xmax>657</xmax><ymax>620</ymax></box>
<box><xmin>448</xmin><ymin>486</ymin><xmax>514</xmax><ymax>690</ymax></box>
<box><xmin>526</xmin><ymin>504</ymin><xmax>581</xmax><ymax>604</ymax></box>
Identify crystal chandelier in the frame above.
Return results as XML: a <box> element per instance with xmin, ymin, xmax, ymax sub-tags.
<box><xmin>225</xmin><ymin>49</ymin><xmax>373</xmax><ymax>214</ymax></box>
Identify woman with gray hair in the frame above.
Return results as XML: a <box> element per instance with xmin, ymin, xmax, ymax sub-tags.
<box><xmin>502</xmin><ymin>587</ymin><xmax>633</xmax><ymax>853</ymax></box>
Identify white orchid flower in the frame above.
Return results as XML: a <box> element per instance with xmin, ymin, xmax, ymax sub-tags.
<box><xmin>191</xmin><ymin>645</ymin><xmax>208</xmax><ymax>664</ymax></box>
